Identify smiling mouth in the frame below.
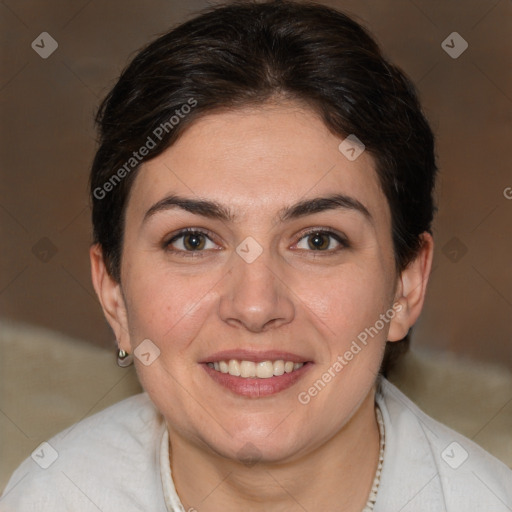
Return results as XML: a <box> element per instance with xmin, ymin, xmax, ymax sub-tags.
<box><xmin>207</xmin><ymin>359</ymin><xmax>305</xmax><ymax>378</ymax></box>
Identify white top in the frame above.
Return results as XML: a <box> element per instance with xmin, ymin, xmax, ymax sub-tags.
<box><xmin>1</xmin><ymin>378</ymin><xmax>511</xmax><ymax>511</ymax></box>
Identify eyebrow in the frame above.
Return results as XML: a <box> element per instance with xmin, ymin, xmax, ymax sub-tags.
<box><xmin>142</xmin><ymin>193</ymin><xmax>372</xmax><ymax>224</ymax></box>
<box><xmin>278</xmin><ymin>194</ymin><xmax>372</xmax><ymax>223</ymax></box>
<box><xmin>143</xmin><ymin>194</ymin><xmax>233</xmax><ymax>223</ymax></box>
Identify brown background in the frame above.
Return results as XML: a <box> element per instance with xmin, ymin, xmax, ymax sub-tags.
<box><xmin>1</xmin><ymin>0</ymin><xmax>511</xmax><ymax>368</ymax></box>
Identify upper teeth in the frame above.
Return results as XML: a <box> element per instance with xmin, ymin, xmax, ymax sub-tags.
<box><xmin>208</xmin><ymin>360</ymin><xmax>304</xmax><ymax>378</ymax></box>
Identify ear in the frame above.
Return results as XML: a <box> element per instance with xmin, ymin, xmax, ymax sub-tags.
<box><xmin>89</xmin><ymin>243</ymin><xmax>131</xmax><ymax>352</ymax></box>
<box><xmin>387</xmin><ymin>233</ymin><xmax>434</xmax><ymax>342</ymax></box>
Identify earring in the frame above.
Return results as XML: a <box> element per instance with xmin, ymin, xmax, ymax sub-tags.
<box><xmin>117</xmin><ymin>348</ymin><xmax>134</xmax><ymax>368</ymax></box>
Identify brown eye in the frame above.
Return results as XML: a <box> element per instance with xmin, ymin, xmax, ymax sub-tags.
<box><xmin>183</xmin><ymin>233</ymin><xmax>206</xmax><ymax>250</ymax></box>
<box><xmin>307</xmin><ymin>232</ymin><xmax>331</xmax><ymax>250</ymax></box>
<box><xmin>166</xmin><ymin>230</ymin><xmax>218</xmax><ymax>252</ymax></box>
<box><xmin>295</xmin><ymin>230</ymin><xmax>348</xmax><ymax>252</ymax></box>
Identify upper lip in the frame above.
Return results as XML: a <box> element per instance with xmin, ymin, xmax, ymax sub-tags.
<box><xmin>200</xmin><ymin>349</ymin><xmax>312</xmax><ymax>364</ymax></box>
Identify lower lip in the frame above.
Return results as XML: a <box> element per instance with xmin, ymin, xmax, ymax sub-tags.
<box><xmin>202</xmin><ymin>363</ymin><xmax>312</xmax><ymax>398</ymax></box>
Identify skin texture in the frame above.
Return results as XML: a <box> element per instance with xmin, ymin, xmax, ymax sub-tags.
<box><xmin>90</xmin><ymin>102</ymin><xmax>433</xmax><ymax>511</ymax></box>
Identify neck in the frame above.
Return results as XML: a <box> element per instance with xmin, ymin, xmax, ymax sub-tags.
<box><xmin>168</xmin><ymin>386</ymin><xmax>380</xmax><ymax>512</ymax></box>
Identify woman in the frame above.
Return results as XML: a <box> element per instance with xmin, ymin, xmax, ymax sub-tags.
<box><xmin>2</xmin><ymin>1</ymin><xmax>511</xmax><ymax>511</ymax></box>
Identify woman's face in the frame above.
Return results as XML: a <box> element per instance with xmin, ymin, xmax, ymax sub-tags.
<box><xmin>115</xmin><ymin>103</ymin><xmax>405</xmax><ymax>462</ymax></box>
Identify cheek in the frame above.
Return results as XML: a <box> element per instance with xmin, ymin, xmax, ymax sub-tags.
<box><xmin>122</xmin><ymin>260</ymin><xmax>221</xmax><ymax>352</ymax></box>
<box><xmin>297</xmin><ymin>261</ymin><xmax>393</xmax><ymax>348</ymax></box>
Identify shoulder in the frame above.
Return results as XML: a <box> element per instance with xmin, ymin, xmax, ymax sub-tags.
<box><xmin>375</xmin><ymin>378</ymin><xmax>512</xmax><ymax>512</ymax></box>
<box><xmin>0</xmin><ymin>393</ymin><xmax>168</xmax><ymax>512</ymax></box>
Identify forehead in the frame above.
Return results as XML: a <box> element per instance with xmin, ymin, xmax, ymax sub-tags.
<box><xmin>125</xmin><ymin>103</ymin><xmax>390</xmax><ymax>227</ymax></box>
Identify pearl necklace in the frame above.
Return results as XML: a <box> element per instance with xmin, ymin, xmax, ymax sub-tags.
<box><xmin>161</xmin><ymin>404</ymin><xmax>386</xmax><ymax>511</ymax></box>
<box><xmin>362</xmin><ymin>405</ymin><xmax>385</xmax><ymax>511</ymax></box>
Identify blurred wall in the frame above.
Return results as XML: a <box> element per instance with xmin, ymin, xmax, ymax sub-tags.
<box><xmin>1</xmin><ymin>0</ymin><xmax>511</xmax><ymax>368</ymax></box>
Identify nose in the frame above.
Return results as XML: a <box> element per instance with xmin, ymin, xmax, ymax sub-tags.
<box><xmin>218</xmin><ymin>249</ymin><xmax>295</xmax><ymax>333</ymax></box>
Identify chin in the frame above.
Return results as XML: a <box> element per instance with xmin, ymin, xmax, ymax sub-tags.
<box><xmin>204</xmin><ymin>422</ymin><xmax>310</xmax><ymax>466</ymax></box>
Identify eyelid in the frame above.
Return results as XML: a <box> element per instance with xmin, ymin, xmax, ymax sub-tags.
<box><xmin>162</xmin><ymin>226</ymin><xmax>349</xmax><ymax>255</ymax></box>
<box><xmin>164</xmin><ymin>227</ymin><xmax>222</xmax><ymax>252</ymax></box>
<box><xmin>291</xmin><ymin>227</ymin><xmax>349</xmax><ymax>251</ymax></box>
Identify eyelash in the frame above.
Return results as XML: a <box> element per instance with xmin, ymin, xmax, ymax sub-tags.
<box><xmin>163</xmin><ymin>227</ymin><xmax>349</xmax><ymax>257</ymax></box>
<box><xmin>163</xmin><ymin>228</ymin><xmax>220</xmax><ymax>257</ymax></box>
<box><xmin>293</xmin><ymin>228</ymin><xmax>349</xmax><ymax>253</ymax></box>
